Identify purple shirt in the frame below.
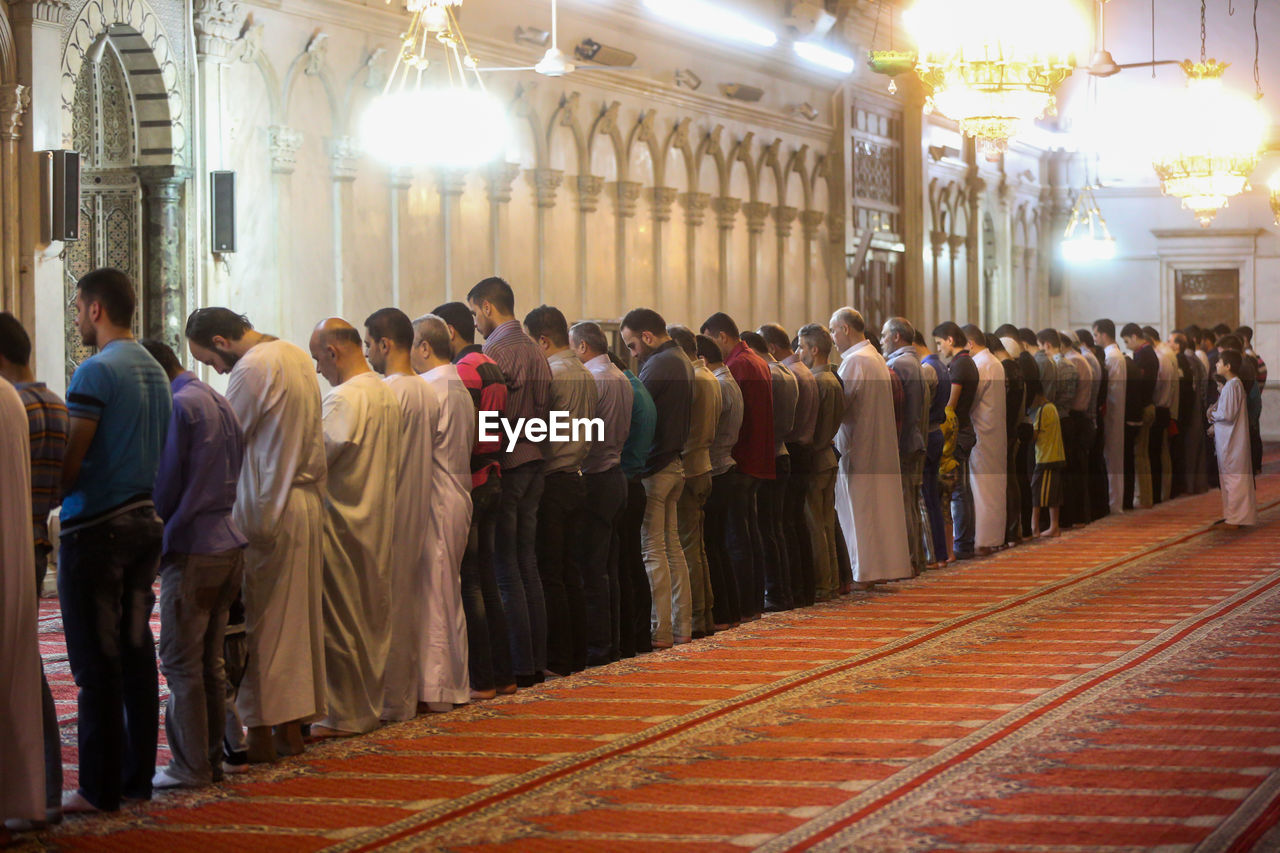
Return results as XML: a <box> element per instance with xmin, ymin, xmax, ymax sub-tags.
<box><xmin>482</xmin><ymin>319</ymin><xmax>552</xmax><ymax>469</ymax></box>
<box><xmin>153</xmin><ymin>372</ymin><xmax>248</xmax><ymax>557</ymax></box>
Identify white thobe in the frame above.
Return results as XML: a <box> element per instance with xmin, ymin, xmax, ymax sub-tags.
<box><xmin>319</xmin><ymin>371</ymin><xmax>402</xmax><ymax>733</ymax></box>
<box><xmin>1103</xmin><ymin>344</ymin><xmax>1127</xmax><ymax>512</ymax></box>
<box><xmin>381</xmin><ymin>373</ymin><xmax>438</xmax><ymax>721</ymax></box>
<box><xmin>227</xmin><ymin>339</ymin><xmax>328</xmax><ymax>728</ymax></box>
<box><xmin>1211</xmin><ymin>377</ymin><xmax>1257</xmax><ymax>526</ymax></box>
<box><xmin>420</xmin><ymin>364</ymin><xmax>476</xmax><ymax>704</ymax></box>
<box><xmin>834</xmin><ymin>341</ymin><xmax>912</xmax><ymax>583</ymax></box>
<box><xmin>1</xmin><ymin>379</ymin><xmax>42</xmax><ymax>821</ymax></box>
<box><xmin>971</xmin><ymin>349</ymin><xmax>1007</xmax><ymax>549</ymax></box>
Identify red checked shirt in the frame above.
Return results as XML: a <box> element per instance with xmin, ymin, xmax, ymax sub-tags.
<box><xmin>725</xmin><ymin>341</ymin><xmax>775</xmax><ymax>480</ymax></box>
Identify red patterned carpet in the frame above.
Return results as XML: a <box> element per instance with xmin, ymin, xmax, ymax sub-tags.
<box><xmin>20</xmin><ymin>472</ymin><xmax>1280</xmax><ymax>852</ymax></box>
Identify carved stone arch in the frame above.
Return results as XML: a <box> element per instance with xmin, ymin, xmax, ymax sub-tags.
<box><xmin>61</xmin><ymin>0</ymin><xmax>186</xmax><ymax>166</ymax></box>
<box><xmin>1013</xmin><ymin>202</ymin><xmax>1030</xmax><ymax>250</ymax></box>
<box><xmin>945</xmin><ymin>181</ymin><xmax>968</xmax><ymax>237</ymax></box>
<box><xmin>786</xmin><ymin>145</ymin><xmax>810</xmax><ymax>210</ymax></box>
<box><xmin>587</xmin><ymin>100</ymin><xmax>626</xmax><ymax>181</ymax></box>
<box><xmin>928</xmin><ymin>177</ymin><xmax>946</xmax><ymax>232</ymax></box>
<box><xmin>729</xmin><ymin>132</ymin><xmax>758</xmax><ymax>202</ymax></box>
<box><xmin>0</xmin><ymin>5</ymin><xmax>15</xmax><ymax>81</ymax></box>
<box><xmin>510</xmin><ymin>83</ymin><xmax>546</xmax><ymax>168</ymax></box>
<box><xmin>628</xmin><ymin>109</ymin><xmax>664</xmax><ymax>186</ymax></box>
<box><xmin>810</xmin><ymin>152</ymin><xmax>832</xmax><ymax>215</ymax></box>
<box><xmin>547</xmin><ymin>91</ymin><xmax>589</xmax><ymax>175</ymax></box>
<box><xmin>697</xmin><ymin>124</ymin><xmax>729</xmax><ymax>197</ymax></box>
<box><xmin>282</xmin><ymin>32</ymin><xmax>341</xmax><ymax>137</ymax></box>
<box><xmin>340</xmin><ymin>46</ymin><xmax>387</xmax><ymax>138</ymax></box>
<box><xmin>759</xmin><ymin>138</ymin><xmax>785</xmax><ymax>204</ymax></box>
<box><xmin>665</xmin><ymin>118</ymin><xmax>698</xmax><ymax>192</ymax></box>
<box><xmin>232</xmin><ymin>20</ymin><xmax>283</xmax><ymax>123</ymax></box>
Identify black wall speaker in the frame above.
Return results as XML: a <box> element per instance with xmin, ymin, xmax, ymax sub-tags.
<box><xmin>42</xmin><ymin>150</ymin><xmax>81</xmax><ymax>243</ymax></box>
<box><xmin>211</xmin><ymin>170</ymin><xmax>236</xmax><ymax>253</ymax></box>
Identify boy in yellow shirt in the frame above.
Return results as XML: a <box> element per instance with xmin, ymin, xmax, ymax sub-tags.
<box><xmin>1030</xmin><ymin>378</ymin><xmax>1065</xmax><ymax>538</ymax></box>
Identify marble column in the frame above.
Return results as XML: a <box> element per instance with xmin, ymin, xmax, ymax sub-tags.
<box><xmin>388</xmin><ymin>167</ymin><xmax>410</xmax><ymax>307</ymax></box>
<box><xmin>611</xmin><ymin>180</ymin><xmax>640</xmax><ymax>312</ymax></box>
<box><xmin>137</xmin><ymin>166</ymin><xmax>194</xmax><ymax>351</ymax></box>
<box><xmin>743</xmin><ymin>201</ymin><xmax>770</xmax><ymax>324</ymax></box>
<box><xmin>436</xmin><ymin>168</ymin><xmax>466</xmax><ymax>303</ymax></box>
<box><xmin>484</xmin><ymin>162</ymin><xmax>520</xmax><ymax>275</ymax></box>
<box><xmin>965</xmin><ymin>172</ymin><xmax>985</xmax><ymax>324</ymax></box>
<box><xmin>800</xmin><ymin>209</ymin><xmax>824</xmax><ymax>330</ymax></box>
<box><xmin>929</xmin><ymin>229</ymin><xmax>946</xmax><ymax>330</ymax></box>
<box><xmin>711</xmin><ymin>197</ymin><xmax>740</xmax><ymax>314</ymax></box>
<box><xmin>0</xmin><ymin>83</ymin><xmax>30</xmax><ymax>317</ymax></box>
<box><xmin>269</xmin><ymin>125</ymin><xmax>302</xmax><ymax>337</ymax></box>
<box><xmin>947</xmin><ymin>233</ymin><xmax>964</xmax><ymax>324</ymax></box>
<box><xmin>772</xmin><ymin>205</ymin><xmax>797</xmax><ymax>328</ymax></box>
<box><xmin>330</xmin><ymin>136</ymin><xmax>358</xmax><ymax>316</ymax></box>
<box><xmin>647</xmin><ymin>186</ymin><xmax>677</xmax><ymax>315</ymax></box>
<box><xmin>574</xmin><ymin>174</ymin><xmax>604</xmax><ymax>318</ymax></box>
<box><xmin>679</xmin><ymin>191</ymin><xmax>709</xmax><ymax>325</ymax></box>
<box><xmin>526</xmin><ymin>167</ymin><xmax>562</xmax><ymax>304</ymax></box>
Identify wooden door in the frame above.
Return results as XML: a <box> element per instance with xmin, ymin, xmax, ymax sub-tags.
<box><xmin>1174</xmin><ymin>269</ymin><xmax>1239</xmax><ymax>333</ymax></box>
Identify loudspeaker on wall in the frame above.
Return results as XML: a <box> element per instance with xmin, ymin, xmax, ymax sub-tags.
<box><xmin>211</xmin><ymin>170</ymin><xmax>236</xmax><ymax>253</ymax></box>
<box><xmin>40</xmin><ymin>150</ymin><xmax>81</xmax><ymax>243</ymax></box>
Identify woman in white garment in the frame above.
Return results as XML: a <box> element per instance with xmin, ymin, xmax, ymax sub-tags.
<box><xmin>1209</xmin><ymin>350</ymin><xmax>1256</xmax><ymax>528</ymax></box>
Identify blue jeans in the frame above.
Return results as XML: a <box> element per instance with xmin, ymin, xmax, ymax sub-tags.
<box><xmin>461</xmin><ymin>477</ymin><xmax>513</xmax><ymax>692</ymax></box>
<box><xmin>58</xmin><ymin>506</ymin><xmax>164</xmax><ymax>810</ymax></box>
<box><xmin>494</xmin><ymin>460</ymin><xmax>547</xmax><ymax>682</ymax></box>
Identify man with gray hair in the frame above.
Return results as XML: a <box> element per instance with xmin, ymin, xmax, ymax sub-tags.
<box><xmin>411</xmin><ymin>314</ymin><xmax>475</xmax><ymax>710</ymax></box>
<box><xmin>829</xmin><ymin>308</ymin><xmax>911</xmax><ymax>585</ymax></box>
<box><xmin>881</xmin><ymin>317</ymin><xmax>926</xmax><ymax>575</ymax></box>
<box><xmin>796</xmin><ymin>324</ymin><xmax>846</xmax><ymax>600</ymax></box>
<box><xmin>570</xmin><ymin>322</ymin><xmax>632</xmax><ymax>666</ymax></box>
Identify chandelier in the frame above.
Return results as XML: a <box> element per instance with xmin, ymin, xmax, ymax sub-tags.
<box><xmin>1061</xmin><ymin>185</ymin><xmax>1115</xmax><ymax>263</ymax></box>
<box><xmin>1269</xmin><ymin>173</ymin><xmax>1280</xmax><ymax>227</ymax></box>
<box><xmin>901</xmin><ymin>0</ymin><xmax>1085</xmax><ymax>157</ymax></box>
<box><xmin>360</xmin><ymin>0</ymin><xmax>510</xmax><ymax>168</ymax></box>
<box><xmin>1150</xmin><ymin>0</ymin><xmax>1266</xmax><ymax>227</ymax></box>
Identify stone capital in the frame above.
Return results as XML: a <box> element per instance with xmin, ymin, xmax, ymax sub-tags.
<box><xmin>269</xmin><ymin>125</ymin><xmax>303</xmax><ymax>175</ymax></box>
<box><xmin>0</xmin><ymin>84</ymin><xmax>30</xmax><ymax>142</ymax></box>
<box><xmin>712</xmin><ymin>196</ymin><xmax>741</xmax><ymax>230</ymax></box>
<box><xmin>772</xmin><ymin>205</ymin><xmax>798</xmax><ymax>238</ymax></box>
<box><xmin>10</xmin><ymin>0</ymin><xmax>69</xmax><ymax>26</ymax></box>
<box><xmin>138</xmin><ymin>166</ymin><xmax>193</xmax><ymax>201</ymax></box>
<box><xmin>574</xmin><ymin>174</ymin><xmax>605</xmax><ymax>213</ymax></box>
<box><xmin>743</xmin><ymin>201</ymin><xmax>772</xmax><ymax>235</ymax></box>
<box><xmin>827</xmin><ymin>212</ymin><xmax>845</xmax><ymax>242</ymax></box>
<box><xmin>436</xmin><ymin>169</ymin><xmax>467</xmax><ymax>197</ymax></box>
<box><xmin>679</xmin><ymin>192</ymin><xmax>711</xmax><ymax>228</ymax></box>
<box><xmin>947</xmin><ymin>233</ymin><xmax>966</xmax><ymax>254</ymax></box>
<box><xmin>485</xmin><ymin>162</ymin><xmax>521</xmax><ymax>204</ymax></box>
<box><xmin>647</xmin><ymin>187</ymin><xmax>678</xmax><ymax>223</ymax></box>
<box><xmin>929</xmin><ymin>229</ymin><xmax>947</xmax><ymax>256</ymax></box>
<box><xmin>525</xmin><ymin>168</ymin><xmax>563</xmax><ymax>208</ymax></box>
<box><xmin>610</xmin><ymin>181</ymin><xmax>642</xmax><ymax>218</ymax></box>
<box><xmin>388</xmin><ymin>166</ymin><xmax>412</xmax><ymax>192</ymax></box>
<box><xmin>194</xmin><ymin>0</ymin><xmax>244</xmax><ymax>61</ymax></box>
<box><xmin>800</xmin><ymin>209</ymin><xmax>825</xmax><ymax>241</ymax></box>
<box><xmin>330</xmin><ymin>136</ymin><xmax>359</xmax><ymax>182</ymax></box>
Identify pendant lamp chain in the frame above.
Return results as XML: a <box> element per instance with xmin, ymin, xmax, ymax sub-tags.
<box><xmin>1200</xmin><ymin>0</ymin><xmax>1206</xmax><ymax>63</ymax></box>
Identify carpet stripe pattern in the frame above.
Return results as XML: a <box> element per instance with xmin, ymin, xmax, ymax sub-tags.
<box><xmin>20</xmin><ymin>474</ymin><xmax>1280</xmax><ymax>852</ymax></box>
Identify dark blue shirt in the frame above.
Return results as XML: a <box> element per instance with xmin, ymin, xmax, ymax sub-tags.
<box><xmin>63</xmin><ymin>339</ymin><xmax>171</xmax><ymax>525</ymax></box>
<box><xmin>153</xmin><ymin>372</ymin><xmax>248</xmax><ymax>557</ymax></box>
<box><xmin>923</xmin><ymin>353</ymin><xmax>951</xmax><ymax>429</ymax></box>
<box><xmin>620</xmin><ymin>369</ymin><xmax>656</xmax><ymax>480</ymax></box>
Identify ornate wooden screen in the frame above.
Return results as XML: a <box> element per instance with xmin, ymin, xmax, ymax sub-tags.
<box><xmin>1174</xmin><ymin>269</ymin><xmax>1239</xmax><ymax>333</ymax></box>
<box><xmin>850</xmin><ymin>100</ymin><xmax>905</xmax><ymax>326</ymax></box>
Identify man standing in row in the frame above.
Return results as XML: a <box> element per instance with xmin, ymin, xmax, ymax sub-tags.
<box><xmin>363</xmin><ymin>308</ymin><xmax>438</xmax><ymax>721</ymax></box>
<box><xmin>963</xmin><ymin>327</ymin><xmax>1006</xmax><ymax>554</ymax></box>
<box><xmin>797</xmin><ymin>324</ymin><xmax>846</xmax><ymax>598</ymax></box>
<box><xmin>701</xmin><ymin>334</ymin><xmax>746</xmax><ymax>626</ymax></box>
<box><xmin>744</xmin><ymin>331</ymin><xmax>796</xmax><ymax>610</ymax></box>
<box><xmin>883</xmin><ymin>318</ymin><xmax>926</xmax><ymax>574</ymax></box>
<box><xmin>769</xmin><ymin>325</ymin><xmax>818</xmax><ymax>607</ymax></box>
<box><xmin>310</xmin><ymin>319</ymin><xmax>401</xmax><ymax>736</ymax></box>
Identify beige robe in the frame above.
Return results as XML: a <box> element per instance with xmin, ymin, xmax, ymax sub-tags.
<box><xmin>971</xmin><ymin>348</ymin><xmax>1007</xmax><ymax>549</ymax></box>
<box><xmin>1103</xmin><ymin>344</ymin><xmax>1127</xmax><ymax>513</ymax></box>
<box><xmin>381</xmin><ymin>373</ymin><xmax>438</xmax><ymax>721</ymax></box>
<box><xmin>834</xmin><ymin>341</ymin><xmax>912</xmax><ymax>583</ymax></box>
<box><xmin>227</xmin><ymin>339</ymin><xmax>328</xmax><ymax>729</ymax></box>
<box><xmin>319</xmin><ymin>371</ymin><xmax>402</xmax><ymax>732</ymax></box>
<box><xmin>420</xmin><ymin>364</ymin><xmax>475</xmax><ymax>705</ymax></box>
<box><xmin>1</xmin><ymin>378</ymin><xmax>42</xmax><ymax>820</ymax></box>
<box><xmin>1211</xmin><ymin>377</ymin><xmax>1257</xmax><ymax>526</ymax></box>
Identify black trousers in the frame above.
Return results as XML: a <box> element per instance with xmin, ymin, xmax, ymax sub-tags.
<box><xmin>1064</xmin><ymin>412</ymin><xmax>1093</xmax><ymax>527</ymax></box>
<box><xmin>1006</xmin><ymin>431</ymin><xmax>1022</xmax><ymax>543</ymax></box>
<box><xmin>581</xmin><ymin>467</ymin><xmax>627</xmax><ymax>666</ymax></box>
<box><xmin>58</xmin><ymin>507</ymin><xmax>164</xmax><ymax>811</ymax></box>
<box><xmin>617</xmin><ymin>477</ymin><xmax>652</xmax><ymax>657</ymax></box>
<box><xmin>1017</xmin><ymin>422</ymin><xmax>1035</xmax><ymax>534</ymax></box>
<box><xmin>1150</xmin><ymin>407</ymin><xmax>1171</xmax><ymax>504</ymax></box>
<box><xmin>1089</xmin><ymin>416</ymin><xmax>1110</xmax><ymax>519</ymax></box>
<box><xmin>744</xmin><ymin>476</ymin><xmax>766</xmax><ymax>617</ymax></box>
<box><xmin>1123</xmin><ymin>423</ymin><xmax>1139</xmax><ymax>510</ymax></box>
<box><xmin>784</xmin><ymin>444</ymin><xmax>816</xmax><ymax>607</ymax></box>
<box><xmin>461</xmin><ymin>477</ymin><xmax>513</xmax><ymax>692</ymax></box>
<box><xmin>537</xmin><ymin>470</ymin><xmax>586</xmax><ymax>675</ymax></box>
<box><xmin>760</xmin><ymin>456</ymin><xmax>792</xmax><ymax>611</ymax></box>
<box><xmin>705</xmin><ymin>467</ymin><xmax>751</xmax><ymax>627</ymax></box>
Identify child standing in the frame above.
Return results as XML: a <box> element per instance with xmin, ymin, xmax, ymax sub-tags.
<box><xmin>1209</xmin><ymin>349</ymin><xmax>1257</xmax><ymax>528</ymax></box>
<box><xmin>1030</xmin><ymin>379</ymin><xmax>1065</xmax><ymax>538</ymax></box>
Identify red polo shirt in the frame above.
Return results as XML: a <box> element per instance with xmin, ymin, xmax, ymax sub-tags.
<box><xmin>725</xmin><ymin>341</ymin><xmax>775</xmax><ymax>480</ymax></box>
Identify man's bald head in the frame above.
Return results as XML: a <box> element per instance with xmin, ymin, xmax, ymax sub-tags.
<box><xmin>309</xmin><ymin>317</ymin><xmax>369</xmax><ymax>386</ymax></box>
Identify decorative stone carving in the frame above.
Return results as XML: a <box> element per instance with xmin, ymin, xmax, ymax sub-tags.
<box><xmin>268</xmin><ymin>125</ymin><xmax>302</xmax><ymax>175</ymax></box>
<box><xmin>801</xmin><ymin>210</ymin><xmax>825</xmax><ymax>241</ymax></box>
<box><xmin>194</xmin><ymin>0</ymin><xmax>243</xmax><ymax>61</ymax></box>
<box><xmin>10</xmin><ymin>0</ymin><xmax>69</xmax><ymax>25</ymax></box>
<box><xmin>362</xmin><ymin>48</ymin><xmax>388</xmax><ymax>90</ymax></box>
<box><xmin>679</xmin><ymin>192</ymin><xmax>710</xmax><ymax>228</ymax></box>
<box><xmin>305</xmin><ymin>33</ymin><xmax>329</xmax><ymax>76</ymax></box>
<box><xmin>636</xmin><ymin>110</ymin><xmax>656</xmax><ymax>144</ymax></box>
<box><xmin>574</xmin><ymin>175</ymin><xmax>605</xmax><ymax>213</ymax></box>
<box><xmin>388</xmin><ymin>166</ymin><xmax>412</xmax><ymax>192</ymax></box>
<box><xmin>237</xmin><ymin>22</ymin><xmax>266</xmax><ymax>64</ymax></box>
<box><xmin>0</xmin><ymin>84</ymin><xmax>30</xmax><ymax>141</ymax></box>
<box><xmin>947</xmin><ymin>234</ymin><xmax>966</xmax><ymax>255</ymax></box>
<box><xmin>828</xmin><ymin>212</ymin><xmax>846</xmax><ymax>241</ymax></box>
<box><xmin>611</xmin><ymin>181</ymin><xmax>641</xmax><ymax>218</ymax></box>
<box><xmin>773</xmin><ymin>205</ymin><xmax>798</xmax><ymax>238</ymax></box>
<box><xmin>525</xmin><ymin>168</ymin><xmax>563</xmax><ymax>208</ymax></box>
<box><xmin>137</xmin><ymin>166</ymin><xmax>193</xmax><ymax>349</ymax></box>
<box><xmin>556</xmin><ymin>92</ymin><xmax>580</xmax><ymax>127</ymax></box>
<box><xmin>330</xmin><ymin>136</ymin><xmax>359</xmax><ymax>182</ymax></box>
<box><xmin>596</xmin><ymin>101</ymin><xmax>621</xmax><ymax>136</ymax></box>
<box><xmin>671</xmin><ymin>119</ymin><xmax>691</xmax><ymax>153</ymax></box>
<box><xmin>743</xmin><ymin>201</ymin><xmax>771</xmax><ymax>235</ymax></box>
<box><xmin>712</xmin><ymin>196</ymin><xmax>741</xmax><ymax>230</ymax></box>
<box><xmin>485</xmin><ymin>162</ymin><xmax>520</xmax><ymax>204</ymax></box>
<box><xmin>647</xmin><ymin>187</ymin><xmax>678</xmax><ymax>223</ymax></box>
<box><xmin>929</xmin><ymin>230</ymin><xmax>947</xmax><ymax>256</ymax></box>
<box><xmin>436</xmin><ymin>169</ymin><xmax>467</xmax><ymax>197</ymax></box>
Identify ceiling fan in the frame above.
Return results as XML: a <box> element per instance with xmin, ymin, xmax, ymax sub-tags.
<box><xmin>475</xmin><ymin>0</ymin><xmax>644</xmax><ymax>77</ymax></box>
<box><xmin>1081</xmin><ymin>0</ymin><xmax>1177</xmax><ymax>77</ymax></box>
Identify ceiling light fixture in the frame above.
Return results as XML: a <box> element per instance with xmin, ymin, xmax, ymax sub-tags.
<box><xmin>1061</xmin><ymin>185</ymin><xmax>1116</xmax><ymax>263</ymax></box>
<box><xmin>901</xmin><ymin>0</ymin><xmax>1085</xmax><ymax>157</ymax></box>
<box><xmin>361</xmin><ymin>0</ymin><xmax>509</xmax><ymax>168</ymax></box>
<box><xmin>794</xmin><ymin>41</ymin><xmax>855</xmax><ymax>75</ymax></box>
<box><xmin>1268</xmin><ymin>173</ymin><xmax>1280</xmax><ymax>226</ymax></box>
<box><xmin>643</xmin><ymin>0</ymin><xmax>778</xmax><ymax>49</ymax></box>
